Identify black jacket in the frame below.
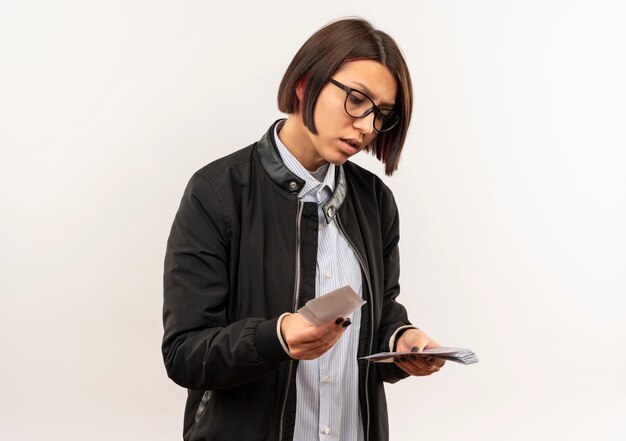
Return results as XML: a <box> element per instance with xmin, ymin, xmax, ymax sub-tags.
<box><xmin>162</xmin><ymin>120</ymin><xmax>412</xmax><ymax>441</ymax></box>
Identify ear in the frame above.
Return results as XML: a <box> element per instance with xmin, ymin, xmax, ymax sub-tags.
<box><xmin>295</xmin><ymin>77</ymin><xmax>306</xmax><ymax>104</ymax></box>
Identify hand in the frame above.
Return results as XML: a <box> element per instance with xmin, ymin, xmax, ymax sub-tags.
<box><xmin>393</xmin><ymin>328</ymin><xmax>446</xmax><ymax>376</ymax></box>
<box><xmin>280</xmin><ymin>313</ymin><xmax>351</xmax><ymax>360</ymax></box>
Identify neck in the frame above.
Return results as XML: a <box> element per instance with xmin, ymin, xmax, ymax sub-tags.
<box><xmin>277</xmin><ymin>115</ymin><xmax>327</xmax><ymax>172</ymax></box>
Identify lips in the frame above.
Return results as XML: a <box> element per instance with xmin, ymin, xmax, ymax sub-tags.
<box><xmin>340</xmin><ymin>138</ymin><xmax>362</xmax><ymax>149</ymax></box>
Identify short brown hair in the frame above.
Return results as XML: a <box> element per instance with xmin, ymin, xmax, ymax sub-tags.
<box><xmin>277</xmin><ymin>18</ymin><xmax>413</xmax><ymax>176</ymax></box>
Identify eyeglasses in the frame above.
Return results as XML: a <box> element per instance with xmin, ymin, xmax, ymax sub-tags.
<box><xmin>328</xmin><ymin>78</ymin><xmax>400</xmax><ymax>132</ymax></box>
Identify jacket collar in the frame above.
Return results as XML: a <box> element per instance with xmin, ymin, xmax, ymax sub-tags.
<box><xmin>257</xmin><ymin>119</ymin><xmax>347</xmax><ymax>223</ymax></box>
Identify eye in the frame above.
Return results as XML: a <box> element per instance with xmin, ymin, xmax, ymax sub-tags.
<box><xmin>347</xmin><ymin>92</ymin><xmax>365</xmax><ymax>106</ymax></box>
<box><xmin>376</xmin><ymin>110</ymin><xmax>391</xmax><ymax>121</ymax></box>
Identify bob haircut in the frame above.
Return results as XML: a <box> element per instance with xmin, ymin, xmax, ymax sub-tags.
<box><xmin>277</xmin><ymin>18</ymin><xmax>413</xmax><ymax>176</ymax></box>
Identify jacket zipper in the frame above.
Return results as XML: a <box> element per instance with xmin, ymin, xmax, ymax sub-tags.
<box><xmin>278</xmin><ymin>198</ymin><xmax>304</xmax><ymax>441</ymax></box>
<box><xmin>189</xmin><ymin>390</ymin><xmax>212</xmax><ymax>439</ymax></box>
<box><xmin>194</xmin><ymin>391</ymin><xmax>212</xmax><ymax>423</ymax></box>
<box><xmin>336</xmin><ymin>212</ymin><xmax>375</xmax><ymax>441</ymax></box>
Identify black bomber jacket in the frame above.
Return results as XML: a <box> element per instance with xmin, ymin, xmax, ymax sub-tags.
<box><xmin>162</xmin><ymin>120</ymin><xmax>412</xmax><ymax>441</ymax></box>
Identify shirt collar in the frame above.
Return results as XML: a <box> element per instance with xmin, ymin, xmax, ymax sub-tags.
<box><xmin>273</xmin><ymin>123</ymin><xmax>336</xmax><ymax>199</ymax></box>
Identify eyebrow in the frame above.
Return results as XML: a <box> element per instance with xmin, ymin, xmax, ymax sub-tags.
<box><xmin>350</xmin><ymin>81</ymin><xmax>396</xmax><ymax>108</ymax></box>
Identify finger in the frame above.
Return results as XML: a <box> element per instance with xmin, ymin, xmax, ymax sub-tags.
<box><xmin>296</xmin><ymin>331</ymin><xmax>345</xmax><ymax>359</ymax></box>
<box><xmin>397</xmin><ymin>328</ymin><xmax>443</xmax><ymax>354</ymax></box>
<box><xmin>291</xmin><ymin>332</ymin><xmax>338</xmax><ymax>354</ymax></box>
<box><xmin>405</xmin><ymin>354</ymin><xmax>434</xmax><ymax>369</ymax></box>
<box><xmin>397</xmin><ymin>355</ymin><xmax>439</xmax><ymax>372</ymax></box>
<box><xmin>395</xmin><ymin>361</ymin><xmax>437</xmax><ymax>377</ymax></box>
<box><xmin>306</xmin><ymin>324</ymin><xmax>346</xmax><ymax>350</ymax></box>
<box><xmin>294</xmin><ymin>316</ymin><xmax>347</xmax><ymax>344</ymax></box>
<box><xmin>409</xmin><ymin>336</ymin><xmax>439</xmax><ymax>352</ymax></box>
<box><xmin>290</xmin><ymin>320</ymin><xmax>350</xmax><ymax>358</ymax></box>
<box><xmin>426</xmin><ymin>357</ymin><xmax>446</xmax><ymax>368</ymax></box>
<box><xmin>309</xmin><ymin>317</ymin><xmax>349</xmax><ymax>339</ymax></box>
<box><xmin>395</xmin><ymin>358</ymin><xmax>440</xmax><ymax>376</ymax></box>
<box><xmin>396</xmin><ymin>333</ymin><xmax>427</xmax><ymax>353</ymax></box>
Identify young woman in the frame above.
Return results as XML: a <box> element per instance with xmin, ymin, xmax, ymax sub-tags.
<box><xmin>162</xmin><ymin>18</ymin><xmax>445</xmax><ymax>441</ymax></box>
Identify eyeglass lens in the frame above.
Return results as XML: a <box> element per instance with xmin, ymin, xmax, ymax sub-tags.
<box><xmin>345</xmin><ymin>89</ymin><xmax>399</xmax><ymax>132</ymax></box>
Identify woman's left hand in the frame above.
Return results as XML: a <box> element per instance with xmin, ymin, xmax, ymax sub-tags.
<box><xmin>393</xmin><ymin>328</ymin><xmax>446</xmax><ymax>376</ymax></box>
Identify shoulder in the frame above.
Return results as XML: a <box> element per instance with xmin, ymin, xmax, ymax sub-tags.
<box><xmin>176</xmin><ymin>144</ymin><xmax>259</xmax><ymax>239</ymax></box>
<box><xmin>193</xmin><ymin>143</ymin><xmax>256</xmax><ymax>184</ymax></box>
<box><xmin>179</xmin><ymin>143</ymin><xmax>257</xmax><ymax>222</ymax></box>
<box><xmin>343</xmin><ymin>160</ymin><xmax>396</xmax><ymax>206</ymax></box>
<box><xmin>182</xmin><ymin>143</ymin><xmax>259</xmax><ymax>202</ymax></box>
<box><xmin>343</xmin><ymin>160</ymin><xmax>399</xmax><ymax>237</ymax></box>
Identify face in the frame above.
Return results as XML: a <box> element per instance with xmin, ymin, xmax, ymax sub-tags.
<box><xmin>302</xmin><ymin>60</ymin><xmax>397</xmax><ymax>168</ymax></box>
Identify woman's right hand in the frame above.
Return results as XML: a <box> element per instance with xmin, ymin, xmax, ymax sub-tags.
<box><xmin>279</xmin><ymin>313</ymin><xmax>350</xmax><ymax>360</ymax></box>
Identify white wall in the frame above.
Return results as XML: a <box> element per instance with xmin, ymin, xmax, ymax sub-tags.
<box><xmin>1</xmin><ymin>1</ymin><xmax>625</xmax><ymax>439</ymax></box>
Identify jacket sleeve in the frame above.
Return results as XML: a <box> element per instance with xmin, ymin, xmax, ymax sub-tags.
<box><xmin>375</xmin><ymin>188</ymin><xmax>412</xmax><ymax>383</ymax></box>
<box><xmin>162</xmin><ymin>173</ymin><xmax>290</xmax><ymax>391</ymax></box>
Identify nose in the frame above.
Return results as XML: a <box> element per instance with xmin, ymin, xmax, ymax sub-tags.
<box><xmin>352</xmin><ymin>112</ymin><xmax>376</xmax><ymax>135</ymax></box>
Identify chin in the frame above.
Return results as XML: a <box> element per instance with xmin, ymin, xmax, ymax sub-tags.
<box><xmin>323</xmin><ymin>152</ymin><xmax>350</xmax><ymax>166</ymax></box>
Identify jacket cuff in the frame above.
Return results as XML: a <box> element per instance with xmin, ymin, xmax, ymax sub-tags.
<box><xmin>389</xmin><ymin>325</ymin><xmax>419</xmax><ymax>351</ymax></box>
<box><xmin>255</xmin><ymin>316</ymin><xmax>293</xmax><ymax>365</ymax></box>
<box><xmin>276</xmin><ymin>313</ymin><xmax>295</xmax><ymax>358</ymax></box>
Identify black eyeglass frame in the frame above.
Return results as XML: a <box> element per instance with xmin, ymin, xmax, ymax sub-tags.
<box><xmin>328</xmin><ymin>78</ymin><xmax>400</xmax><ymax>132</ymax></box>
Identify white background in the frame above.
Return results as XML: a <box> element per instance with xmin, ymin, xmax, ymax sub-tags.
<box><xmin>1</xmin><ymin>1</ymin><xmax>625</xmax><ymax>440</ymax></box>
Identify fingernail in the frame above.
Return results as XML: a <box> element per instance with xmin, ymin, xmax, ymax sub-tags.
<box><xmin>342</xmin><ymin>319</ymin><xmax>352</xmax><ymax>328</ymax></box>
<box><xmin>411</xmin><ymin>346</ymin><xmax>420</xmax><ymax>353</ymax></box>
<box><xmin>335</xmin><ymin>317</ymin><xmax>344</xmax><ymax>325</ymax></box>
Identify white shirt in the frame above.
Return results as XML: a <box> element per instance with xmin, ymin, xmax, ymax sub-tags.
<box><xmin>274</xmin><ymin>123</ymin><xmax>365</xmax><ymax>441</ymax></box>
